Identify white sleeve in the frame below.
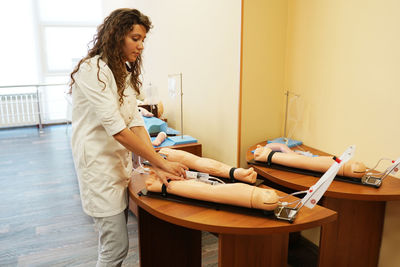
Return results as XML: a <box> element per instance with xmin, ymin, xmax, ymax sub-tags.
<box><xmin>128</xmin><ymin>105</ymin><xmax>145</xmax><ymax>128</ymax></box>
<box><xmin>75</xmin><ymin>61</ymin><xmax>126</xmax><ymax>136</ymax></box>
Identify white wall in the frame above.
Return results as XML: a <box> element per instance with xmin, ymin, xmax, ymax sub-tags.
<box><xmin>101</xmin><ymin>0</ymin><xmax>134</xmax><ymax>16</ymax></box>
<box><xmin>132</xmin><ymin>0</ymin><xmax>242</xmax><ymax>165</ymax></box>
<box><xmin>285</xmin><ymin>1</ymin><xmax>400</xmax><ymax>266</ymax></box>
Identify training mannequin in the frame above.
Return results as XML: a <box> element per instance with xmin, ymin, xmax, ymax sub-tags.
<box><xmin>254</xmin><ymin>143</ymin><xmax>366</xmax><ymax>178</ymax></box>
<box><xmin>159</xmin><ymin>148</ymin><xmax>257</xmax><ymax>184</ymax></box>
<box><xmin>151</xmin><ymin>131</ymin><xmax>167</xmax><ymax>146</ymax></box>
<box><xmin>264</xmin><ymin>143</ymin><xmax>297</xmax><ymax>154</ymax></box>
<box><xmin>138</xmin><ymin>107</ymin><xmax>154</xmax><ymax>117</ymax></box>
<box><xmin>145</xmin><ymin>174</ymin><xmax>279</xmax><ymax>211</ymax></box>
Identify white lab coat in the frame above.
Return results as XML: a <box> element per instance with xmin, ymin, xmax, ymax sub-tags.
<box><xmin>71</xmin><ymin>55</ymin><xmax>144</xmax><ymax>217</ymax></box>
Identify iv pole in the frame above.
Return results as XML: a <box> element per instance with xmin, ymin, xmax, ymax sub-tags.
<box><xmin>283</xmin><ymin>90</ymin><xmax>289</xmax><ymax>140</ymax></box>
<box><xmin>168</xmin><ymin>73</ymin><xmax>184</xmax><ymax>139</ymax></box>
<box><xmin>269</xmin><ymin>90</ymin><xmax>302</xmax><ymax>147</ymax></box>
<box><xmin>179</xmin><ymin>73</ymin><xmax>183</xmax><ymax>139</ymax></box>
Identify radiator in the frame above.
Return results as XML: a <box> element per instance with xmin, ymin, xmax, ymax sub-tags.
<box><xmin>0</xmin><ymin>93</ymin><xmax>40</xmax><ymax>127</ymax></box>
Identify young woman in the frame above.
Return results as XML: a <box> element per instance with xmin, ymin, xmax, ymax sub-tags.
<box><xmin>69</xmin><ymin>8</ymin><xmax>187</xmax><ymax>266</ymax></box>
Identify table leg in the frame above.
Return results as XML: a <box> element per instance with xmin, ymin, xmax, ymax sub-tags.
<box><xmin>218</xmin><ymin>233</ymin><xmax>289</xmax><ymax>267</ymax></box>
<box><xmin>137</xmin><ymin>207</ymin><xmax>201</xmax><ymax>267</ymax></box>
<box><xmin>319</xmin><ymin>198</ymin><xmax>386</xmax><ymax>267</ymax></box>
<box><xmin>129</xmin><ymin>197</ymin><xmax>138</xmax><ymax>217</ymax></box>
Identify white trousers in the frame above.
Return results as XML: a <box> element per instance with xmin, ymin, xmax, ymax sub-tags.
<box><xmin>93</xmin><ymin>209</ymin><xmax>129</xmax><ymax>267</ymax></box>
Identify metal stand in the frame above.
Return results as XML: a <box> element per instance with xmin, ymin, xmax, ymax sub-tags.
<box><xmin>179</xmin><ymin>73</ymin><xmax>183</xmax><ymax>139</ymax></box>
<box><xmin>283</xmin><ymin>90</ymin><xmax>300</xmax><ymax>143</ymax></box>
<box><xmin>35</xmin><ymin>85</ymin><xmax>44</xmax><ymax>134</ymax></box>
<box><xmin>269</xmin><ymin>90</ymin><xmax>302</xmax><ymax>147</ymax></box>
<box><xmin>274</xmin><ymin>145</ymin><xmax>355</xmax><ymax>223</ymax></box>
<box><xmin>361</xmin><ymin>175</ymin><xmax>383</xmax><ymax>187</ymax></box>
<box><xmin>168</xmin><ymin>73</ymin><xmax>184</xmax><ymax>139</ymax></box>
<box><xmin>361</xmin><ymin>157</ymin><xmax>400</xmax><ymax>188</ymax></box>
<box><xmin>274</xmin><ymin>206</ymin><xmax>299</xmax><ymax>223</ymax></box>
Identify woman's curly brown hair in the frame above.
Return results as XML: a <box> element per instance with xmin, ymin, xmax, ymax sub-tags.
<box><xmin>69</xmin><ymin>8</ymin><xmax>152</xmax><ymax>104</ymax></box>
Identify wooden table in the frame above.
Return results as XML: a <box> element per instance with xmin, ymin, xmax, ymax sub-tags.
<box><xmin>128</xmin><ymin>171</ymin><xmax>337</xmax><ymax>267</ymax></box>
<box><xmin>247</xmin><ymin>142</ymin><xmax>400</xmax><ymax>267</ymax></box>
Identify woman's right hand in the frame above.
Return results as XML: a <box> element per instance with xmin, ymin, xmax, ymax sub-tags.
<box><xmin>159</xmin><ymin>160</ymin><xmax>188</xmax><ymax>178</ymax></box>
<box><xmin>152</xmin><ymin>165</ymin><xmax>187</xmax><ymax>187</ymax></box>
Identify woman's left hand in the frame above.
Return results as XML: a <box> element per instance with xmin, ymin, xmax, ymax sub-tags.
<box><xmin>152</xmin><ymin>166</ymin><xmax>187</xmax><ymax>186</ymax></box>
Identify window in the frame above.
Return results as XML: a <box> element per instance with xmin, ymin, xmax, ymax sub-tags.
<box><xmin>0</xmin><ymin>0</ymin><xmax>102</xmax><ymax>125</ymax></box>
<box><xmin>37</xmin><ymin>0</ymin><xmax>102</xmax><ymax>122</ymax></box>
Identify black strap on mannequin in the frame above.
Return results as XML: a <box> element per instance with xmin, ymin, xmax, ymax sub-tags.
<box><xmin>267</xmin><ymin>151</ymin><xmax>277</xmax><ymax>166</ymax></box>
<box><xmin>229</xmin><ymin>167</ymin><xmax>237</xmax><ymax>183</ymax></box>
<box><xmin>161</xmin><ymin>179</ymin><xmax>171</xmax><ymax>197</ymax></box>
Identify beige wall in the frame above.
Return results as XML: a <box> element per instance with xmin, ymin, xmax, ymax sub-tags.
<box><xmin>284</xmin><ymin>1</ymin><xmax>400</xmax><ymax>266</ymax></box>
<box><xmin>239</xmin><ymin>0</ymin><xmax>288</xmax><ymax>167</ymax></box>
<box><xmin>241</xmin><ymin>0</ymin><xmax>400</xmax><ymax>266</ymax></box>
<box><xmin>132</xmin><ymin>0</ymin><xmax>241</xmax><ymax>166</ymax></box>
<box><xmin>129</xmin><ymin>1</ymin><xmax>399</xmax><ymax>265</ymax></box>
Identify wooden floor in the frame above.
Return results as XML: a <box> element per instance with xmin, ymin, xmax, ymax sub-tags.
<box><xmin>0</xmin><ymin>125</ymin><xmax>218</xmax><ymax>266</ymax></box>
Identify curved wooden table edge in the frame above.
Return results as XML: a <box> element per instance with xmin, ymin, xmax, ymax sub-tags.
<box><xmin>128</xmin><ymin>175</ymin><xmax>337</xmax><ymax>235</ymax></box>
<box><xmin>247</xmin><ymin>141</ymin><xmax>400</xmax><ymax>201</ymax></box>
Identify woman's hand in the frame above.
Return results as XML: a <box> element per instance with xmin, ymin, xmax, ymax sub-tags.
<box><xmin>160</xmin><ymin>160</ymin><xmax>188</xmax><ymax>178</ymax></box>
<box><xmin>152</xmin><ymin>165</ymin><xmax>187</xmax><ymax>186</ymax></box>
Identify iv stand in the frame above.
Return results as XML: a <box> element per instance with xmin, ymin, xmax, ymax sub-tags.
<box><xmin>283</xmin><ymin>90</ymin><xmax>290</xmax><ymax>139</ymax></box>
<box><xmin>168</xmin><ymin>73</ymin><xmax>184</xmax><ymax>139</ymax></box>
<box><xmin>268</xmin><ymin>90</ymin><xmax>302</xmax><ymax>147</ymax></box>
<box><xmin>179</xmin><ymin>73</ymin><xmax>183</xmax><ymax>139</ymax></box>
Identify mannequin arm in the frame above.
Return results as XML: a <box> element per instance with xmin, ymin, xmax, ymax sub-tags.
<box><xmin>265</xmin><ymin>143</ymin><xmax>297</xmax><ymax>154</ymax></box>
<box><xmin>254</xmin><ymin>145</ymin><xmax>366</xmax><ymax>178</ymax></box>
<box><xmin>159</xmin><ymin>148</ymin><xmax>257</xmax><ymax>184</ymax></box>
<box><xmin>145</xmin><ymin>175</ymin><xmax>279</xmax><ymax>211</ymax></box>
